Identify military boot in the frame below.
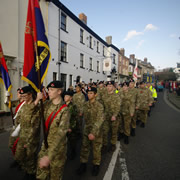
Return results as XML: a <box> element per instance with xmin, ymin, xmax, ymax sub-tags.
<box><xmin>108</xmin><ymin>144</ymin><xmax>116</xmax><ymax>152</ymax></box>
<box><xmin>118</xmin><ymin>132</ymin><xmax>124</xmax><ymax>141</ymax></box>
<box><xmin>76</xmin><ymin>163</ymin><xmax>87</xmax><ymax>175</ymax></box>
<box><xmin>124</xmin><ymin>135</ymin><xmax>129</xmax><ymax>144</ymax></box>
<box><xmin>131</xmin><ymin>128</ymin><xmax>136</xmax><ymax>136</ymax></box>
<box><xmin>92</xmin><ymin>165</ymin><xmax>100</xmax><ymax>176</ymax></box>
<box><xmin>140</xmin><ymin>123</ymin><xmax>145</xmax><ymax>128</ymax></box>
<box><xmin>101</xmin><ymin>145</ymin><xmax>108</xmax><ymax>154</ymax></box>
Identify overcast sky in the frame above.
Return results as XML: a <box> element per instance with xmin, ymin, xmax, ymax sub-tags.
<box><xmin>59</xmin><ymin>0</ymin><xmax>180</xmax><ymax>70</ymax></box>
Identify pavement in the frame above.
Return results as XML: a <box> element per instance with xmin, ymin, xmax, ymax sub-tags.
<box><xmin>166</xmin><ymin>89</ymin><xmax>180</xmax><ymax>109</ymax></box>
<box><xmin>0</xmin><ymin>89</ymin><xmax>180</xmax><ymax>132</ymax></box>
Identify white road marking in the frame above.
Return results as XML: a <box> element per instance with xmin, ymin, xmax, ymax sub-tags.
<box><xmin>103</xmin><ymin>141</ymin><xmax>129</xmax><ymax>180</ymax></box>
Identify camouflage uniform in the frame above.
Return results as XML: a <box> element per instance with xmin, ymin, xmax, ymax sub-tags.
<box><xmin>72</xmin><ymin>92</ymin><xmax>85</xmax><ymax>134</ymax></box>
<box><xmin>15</xmin><ymin>103</ymin><xmax>40</xmax><ymax>174</ymax></box>
<box><xmin>102</xmin><ymin>91</ymin><xmax>121</xmax><ymax>146</ymax></box>
<box><xmin>119</xmin><ymin>91</ymin><xmax>134</xmax><ymax>136</ymax></box>
<box><xmin>8</xmin><ymin>101</ymin><xmax>23</xmax><ymax>151</ymax></box>
<box><xmin>136</xmin><ymin>88</ymin><xmax>153</xmax><ymax>124</ymax></box>
<box><xmin>128</xmin><ymin>87</ymin><xmax>138</xmax><ymax>129</ymax></box>
<box><xmin>36</xmin><ymin>98</ymin><xmax>70</xmax><ymax>180</ymax></box>
<box><xmin>96</xmin><ymin>87</ymin><xmax>107</xmax><ymax>105</ymax></box>
<box><xmin>67</xmin><ymin>102</ymin><xmax>79</xmax><ymax>158</ymax></box>
<box><xmin>80</xmin><ymin>100</ymin><xmax>104</xmax><ymax>165</ymax></box>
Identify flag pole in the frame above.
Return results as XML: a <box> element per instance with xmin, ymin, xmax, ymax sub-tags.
<box><xmin>34</xmin><ymin>41</ymin><xmax>48</xmax><ymax>149</ymax></box>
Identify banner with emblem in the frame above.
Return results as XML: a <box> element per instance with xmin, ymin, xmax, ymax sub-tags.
<box><xmin>103</xmin><ymin>58</ymin><xmax>111</xmax><ymax>72</ymax></box>
<box><xmin>22</xmin><ymin>0</ymin><xmax>51</xmax><ymax>92</ymax></box>
<box><xmin>0</xmin><ymin>41</ymin><xmax>12</xmax><ymax>92</ymax></box>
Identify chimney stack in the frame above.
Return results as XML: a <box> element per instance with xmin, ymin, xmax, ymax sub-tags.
<box><xmin>130</xmin><ymin>54</ymin><xmax>135</xmax><ymax>60</ymax></box>
<box><xmin>120</xmin><ymin>48</ymin><xmax>125</xmax><ymax>56</ymax></box>
<box><xmin>106</xmin><ymin>36</ymin><xmax>112</xmax><ymax>45</ymax></box>
<box><xmin>79</xmin><ymin>13</ymin><xmax>87</xmax><ymax>25</ymax></box>
<box><xmin>144</xmin><ymin>58</ymin><xmax>148</xmax><ymax>63</ymax></box>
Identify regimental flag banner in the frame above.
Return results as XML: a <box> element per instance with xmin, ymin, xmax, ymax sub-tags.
<box><xmin>0</xmin><ymin>41</ymin><xmax>12</xmax><ymax>92</ymax></box>
<box><xmin>103</xmin><ymin>58</ymin><xmax>111</xmax><ymax>72</ymax></box>
<box><xmin>22</xmin><ymin>0</ymin><xmax>51</xmax><ymax>92</ymax></box>
<box><xmin>147</xmin><ymin>72</ymin><xmax>149</xmax><ymax>82</ymax></box>
<box><xmin>133</xmin><ymin>59</ymin><xmax>138</xmax><ymax>81</ymax></box>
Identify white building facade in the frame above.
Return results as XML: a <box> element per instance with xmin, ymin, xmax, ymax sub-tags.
<box><xmin>47</xmin><ymin>0</ymin><xmax>119</xmax><ymax>89</ymax></box>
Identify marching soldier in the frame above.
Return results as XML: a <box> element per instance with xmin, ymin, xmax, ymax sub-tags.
<box><xmin>128</xmin><ymin>79</ymin><xmax>138</xmax><ymax>136</ymax></box>
<box><xmin>14</xmin><ymin>86</ymin><xmax>40</xmax><ymax>179</ymax></box>
<box><xmin>36</xmin><ymin>81</ymin><xmax>70</xmax><ymax>180</ymax></box>
<box><xmin>77</xmin><ymin>87</ymin><xmax>104</xmax><ymax>176</ymax></box>
<box><xmin>64</xmin><ymin>90</ymin><xmax>79</xmax><ymax>160</ymax></box>
<box><xmin>118</xmin><ymin>82</ymin><xmax>134</xmax><ymax>144</ymax></box>
<box><xmin>136</xmin><ymin>81</ymin><xmax>153</xmax><ymax>127</ymax></box>
<box><xmin>96</xmin><ymin>81</ymin><xmax>106</xmax><ymax>105</ymax></box>
<box><xmin>72</xmin><ymin>84</ymin><xmax>85</xmax><ymax>136</ymax></box>
<box><xmin>102</xmin><ymin>81</ymin><xmax>121</xmax><ymax>152</ymax></box>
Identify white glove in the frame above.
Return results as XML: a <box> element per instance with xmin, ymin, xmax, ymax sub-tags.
<box><xmin>11</xmin><ymin>124</ymin><xmax>21</xmax><ymax>137</ymax></box>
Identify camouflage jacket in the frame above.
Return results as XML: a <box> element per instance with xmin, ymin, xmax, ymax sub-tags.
<box><xmin>18</xmin><ymin>102</ymin><xmax>40</xmax><ymax>147</ymax></box>
<box><xmin>67</xmin><ymin>102</ymin><xmax>78</xmax><ymax>130</ymax></box>
<box><xmin>120</xmin><ymin>90</ymin><xmax>134</xmax><ymax>115</ymax></box>
<box><xmin>42</xmin><ymin>98</ymin><xmax>70</xmax><ymax>161</ymax></box>
<box><xmin>72</xmin><ymin>92</ymin><xmax>85</xmax><ymax>114</ymax></box>
<box><xmin>128</xmin><ymin>87</ymin><xmax>138</xmax><ymax>112</ymax></box>
<box><xmin>102</xmin><ymin>91</ymin><xmax>121</xmax><ymax>117</ymax></box>
<box><xmin>83</xmin><ymin>100</ymin><xmax>104</xmax><ymax>137</ymax></box>
<box><xmin>96</xmin><ymin>87</ymin><xmax>107</xmax><ymax>104</ymax></box>
<box><xmin>136</xmin><ymin>88</ymin><xmax>153</xmax><ymax>110</ymax></box>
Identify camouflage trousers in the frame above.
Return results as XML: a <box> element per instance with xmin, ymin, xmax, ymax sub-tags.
<box><xmin>15</xmin><ymin>139</ymin><xmax>37</xmax><ymax>174</ymax></box>
<box><xmin>103</xmin><ymin>116</ymin><xmax>119</xmax><ymax>146</ymax></box>
<box><xmin>131</xmin><ymin>110</ymin><xmax>139</xmax><ymax>129</ymax></box>
<box><xmin>138</xmin><ymin>110</ymin><xmax>148</xmax><ymax>124</ymax></box>
<box><xmin>119</xmin><ymin>113</ymin><xmax>131</xmax><ymax>136</ymax></box>
<box><xmin>80</xmin><ymin>132</ymin><xmax>103</xmax><ymax>165</ymax></box>
<box><xmin>36</xmin><ymin>145</ymin><xmax>66</xmax><ymax>180</ymax></box>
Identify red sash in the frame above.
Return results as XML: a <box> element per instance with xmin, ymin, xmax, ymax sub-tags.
<box><xmin>12</xmin><ymin>137</ymin><xmax>19</xmax><ymax>155</ymax></box>
<box><xmin>45</xmin><ymin>104</ymin><xmax>67</xmax><ymax>132</ymax></box>
<box><xmin>15</xmin><ymin>101</ymin><xmax>24</xmax><ymax>114</ymax></box>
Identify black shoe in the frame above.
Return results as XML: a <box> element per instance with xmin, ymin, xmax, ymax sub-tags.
<box><xmin>101</xmin><ymin>145</ymin><xmax>108</xmax><ymax>154</ymax></box>
<box><xmin>10</xmin><ymin>160</ymin><xmax>19</xmax><ymax>168</ymax></box>
<box><xmin>76</xmin><ymin>163</ymin><xmax>87</xmax><ymax>175</ymax></box>
<box><xmin>92</xmin><ymin>165</ymin><xmax>100</xmax><ymax>176</ymax></box>
<box><xmin>108</xmin><ymin>144</ymin><xmax>116</xmax><ymax>152</ymax></box>
<box><xmin>124</xmin><ymin>136</ymin><xmax>129</xmax><ymax>144</ymax></box>
<box><xmin>131</xmin><ymin>128</ymin><xmax>136</xmax><ymax>137</ymax></box>
<box><xmin>136</xmin><ymin>120</ymin><xmax>141</xmax><ymax>125</ymax></box>
<box><xmin>69</xmin><ymin>149</ymin><xmax>76</xmax><ymax>160</ymax></box>
<box><xmin>118</xmin><ymin>133</ymin><xmax>124</xmax><ymax>141</ymax></box>
<box><xmin>140</xmin><ymin>123</ymin><xmax>145</xmax><ymax>128</ymax></box>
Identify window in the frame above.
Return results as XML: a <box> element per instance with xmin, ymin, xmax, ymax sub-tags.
<box><xmin>61</xmin><ymin>73</ymin><xmax>67</xmax><ymax>90</ymax></box>
<box><xmin>89</xmin><ymin>36</ymin><xmax>92</xmax><ymax>49</ymax></box>
<box><xmin>80</xmin><ymin>53</ymin><xmax>84</xmax><ymax>68</ymax></box>
<box><xmin>80</xmin><ymin>29</ymin><xmax>84</xmax><ymax>43</ymax></box>
<box><xmin>89</xmin><ymin>58</ymin><xmax>93</xmax><ymax>70</ymax></box>
<box><xmin>97</xmin><ymin>61</ymin><xmax>100</xmax><ymax>72</ymax></box>
<box><xmin>113</xmin><ymin>54</ymin><xmax>116</xmax><ymax>64</ymax></box>
<box><xmin>97</xmin><ymin>41</ymin><xmax>99</xmax><ymax>53</ymax></box>
<box><xmin>53</xmin><ymin>72</ymin><xmax>57</xmax><ymax>81</ymax></box>
<box><xmin>61</xmin><ymin>12</ymin><xmax>67</xmax><ymax>31</ymax></box>
<box><xmin>61</xmin><ymin>41</ymin><xmax>67</xmax><ymax>62</ymax></box>
<box><xmin>69</xmin><ymin>75</ymin><xmax>73</xmax><ymax>86</ymax></box>
<box><xmin>103</xmin><ymin>46</ymin><xmax>105</xmax><ymax>56</ymax></box>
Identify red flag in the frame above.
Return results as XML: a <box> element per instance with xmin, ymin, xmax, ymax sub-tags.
<box><xmin>22</xmin><ymin>0</ymin><xmax>51</xmax><ymax>92</ymax></box>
